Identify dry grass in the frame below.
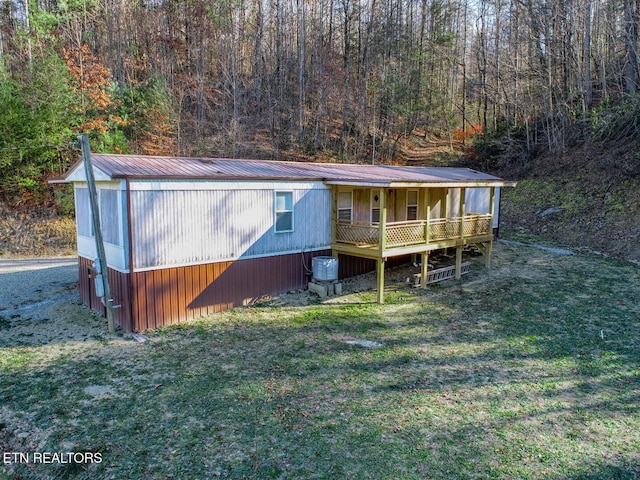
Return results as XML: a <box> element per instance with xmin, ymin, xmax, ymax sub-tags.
<box><xmin>1</xmin><ymin>241</ymin><xmax>639</xmax><ymax>479</ymax></box>
<box><xmin>0</xmin><ymin>205</ymin><xmax>76</xmax><ymax>257</ymax></box>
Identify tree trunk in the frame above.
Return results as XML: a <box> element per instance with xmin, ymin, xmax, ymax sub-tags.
<box><xmin>624</xmin><ymin>0</ymin><xmax>640</xmax><ymax>94</ymax></box>
<box><xmin>297</xmin><ymin>0</ymin><xmax>306</xmax><ymax>138</ymax></box>
<box><xmin>584</xmin><ymin>0</ymin><xmax>592</xmax><ymax>110</ymax></box>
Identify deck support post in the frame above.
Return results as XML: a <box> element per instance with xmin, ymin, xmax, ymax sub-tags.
<box><xmin>421</xmin><ymin>251</ymin><xmax>429</xmax><ymax>288</ymax></box>
<box><xmin>376</xmin><ymin>188</ymin><xmax>388</xmax><ymax>304</ymax></box>
<box><xmin>475</xmin><ymin>240</ymin><xmax>494</xmax><ymax>269</ymax></box>
<box><xmin>484</xmin><ymin>240</ymin><xmax>493</xmax><ymax>268</ymax></box>
<box><xmin>377</xmin><ymin>257</ymin><xmax>386</xmax><ymax>303</ymax></box>
<box><xmin>455</xmin><ymin>246</ymin><xmax>463</xmax><ymax>279</ymax></box>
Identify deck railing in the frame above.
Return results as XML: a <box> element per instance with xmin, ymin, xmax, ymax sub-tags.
<box><xmin>336</xmin><ymin>214</ymin><xmax>492</xmax><ymax>248</ymax></box>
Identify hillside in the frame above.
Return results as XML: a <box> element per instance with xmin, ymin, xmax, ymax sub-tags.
<box><xmin>395</xmin><ymin>128</ymin><xmax>640</xmax><ymax>263</ymax></box>
<box><xmin>0</xmin><ymin>203</ymin><xmax>76</xmax><ymax>258</ymax></box>
<box><xmin>491</xmin><ymin>140</ymin><xmax>640</xmax><ymax>263</ymax></box>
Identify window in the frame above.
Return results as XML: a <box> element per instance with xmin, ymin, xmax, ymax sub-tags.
<box><xmin>337</xmin><ymin>191</ymin><xmax>352</xmax><ymax>223</ymax></box>
<box><xmin>275</xmin><ymin>191</ymin><xmax>294</xmax><ymax>232</ymax></box>
<box><xmin>99</xmin><ymin>189</ymin><xmax>121</xmax><ymax>246</ymax></box>
<box><xmin>371</xmin><ymin>191</ymin><xmax>381</xmax><ymax>223</ymax></box>
<box><xmin>75</xmin><ymin>187</ymin><xmax>121</xmax><ymax>244</ymax></box>
<box><xmin>407</xmin><ymin>190</ymin><xmax>418</xmax><ymax>221</ymax></box>
<box><xmin>75</xmin><ymin>188</ymin><xmax>93</xmax><ymax>237</ymax></box>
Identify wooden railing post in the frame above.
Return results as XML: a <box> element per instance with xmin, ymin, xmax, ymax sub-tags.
<box><xmin>425</xmin><ymin>188</ymin><xmax>431</xmax><ymax>246</ymax></box>
<box><xmin>379</xmin><ymin>188</ymin><xmax>387</xmax><ymax>253</ymax></box>
<box><xmin>377</xmin><ymin>188</ymin><xmax>387</xmax><ymax>304</ymax></box>
<box><xmin>425</xmin><ymin>219</ymin><xmax>430</xmax><ymax>245</ymax></box>
<box><xmin>331</xmin><ymin>185</ymin><xmax>338</xmax><ymax>257</ymax></box>
<box><xmin>459</xmin><ymin>187</ymin><xmax>466</xmax><ymax>239</ymax></box>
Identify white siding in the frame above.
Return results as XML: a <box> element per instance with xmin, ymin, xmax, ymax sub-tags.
<box><xmin>74</xmin><ymin>182</ymin><xmax>129</xmax><ymax>272</ymax></box>
<box><xmin>447</xmin><ymin>188</ymin><xmax>461</xmax><ymax>217</ymax></box>
<box><xmin>464</xmin><ymin>187</ymin><xmax>501</xmax><ymax>228</ymax></box>
<box><xmin>493</xmin><ymin>187</ymin><xmax>502</xmax><ymax>228</ymax></box>
<box><xmin>465</xmin><ymin>188</ymin><xmax>490</xmax><ymax>215</ymax></box>
<box><xmin>130</xmin><ymin>181</ymin><xmax>331</xmax><ymax>270</ymax></box>
<box><xmin>446</xmin><ymin>187</ymin><xmax>495</xmax><ymax>218</ymax></box>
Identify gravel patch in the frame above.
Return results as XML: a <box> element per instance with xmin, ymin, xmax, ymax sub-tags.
<box><xmin>0</xmin><ymin>257</ymin><xmax>111</xmax><ymax>346</ymax></box>
<box><xmin>0</xmin><ymin>257</ymin><xmax>79</xmax><ymax>313</ymax></box>
<box><xmin>499</xmin><ymin>239</ymin><xmax>575</xmax><ymax>256</ymax></box>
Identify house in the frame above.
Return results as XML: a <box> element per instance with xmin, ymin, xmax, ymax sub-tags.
<box><xmin>53</xmin><ymin>154</ymin><xmax>515</xmax><ymax>332</ymax></box>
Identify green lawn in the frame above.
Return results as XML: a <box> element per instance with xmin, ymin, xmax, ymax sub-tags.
<box><xmin>1</xmin><ymin>240</ymin><xmax>639</xmax><ymax>479</ymax></box>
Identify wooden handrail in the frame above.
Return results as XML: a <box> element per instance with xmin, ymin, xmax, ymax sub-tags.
<box><xmin>335</xmin><ymin>214</ymin><xmax>492</xmax><ymax>247</ymax></box>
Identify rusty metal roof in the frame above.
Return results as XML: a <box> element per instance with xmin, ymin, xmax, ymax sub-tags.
<box><xmin>55</xmin><ymin>154</ymin><xmax>515</xmax><ymax>187</ymax></box>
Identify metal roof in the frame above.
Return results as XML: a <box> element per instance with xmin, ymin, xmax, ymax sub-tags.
<box><xmin>54</xmin><ymin>154</ymin><xmax>515</xmax><ymax>187</ymax></box>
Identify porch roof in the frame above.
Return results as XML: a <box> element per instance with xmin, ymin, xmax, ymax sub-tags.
<box><xmin>53</xmin><ymin>154</ymin><xmax>516</xmax><ymax>188</ymax></box>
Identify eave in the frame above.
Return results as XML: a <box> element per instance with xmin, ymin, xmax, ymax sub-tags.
<box><xmin>325</xmin><ymin>180</ymin><xmax>518</xmax><ymax>188</ymax></box>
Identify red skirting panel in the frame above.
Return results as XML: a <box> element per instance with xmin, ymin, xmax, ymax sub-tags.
<box><xmin>78</xmin><ymin>257</ymin><xmax>134</xmax><ymax>332</ymax></box>
<box><xmin>78</xmin><ymin>251</ymin><xmax>411</xmax><ymax>332</ymax></box>
<box><xmin>129</xmin><ymin>250</ymin><xmax>335</xmax><ymax>331</ymax></box>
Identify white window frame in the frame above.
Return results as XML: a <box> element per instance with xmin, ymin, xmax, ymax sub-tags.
<box><xmin>274</xmin><ymin>191</ymin><xmax>294</xmax><ymax>233</ymax></box>
<box><xmin>337</xmin><ymin>191</ymin><xmax>353</xmax><ymax>224</ymax></box>
<box><xmin>407</xmin><ymin>189</ymin><xmax>419</xmax><ymax>221</ymax></box>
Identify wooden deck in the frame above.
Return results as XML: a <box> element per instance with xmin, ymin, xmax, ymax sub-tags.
<box><xmin>331</xmin><ymin>214</ymin><xmax>494</xmax><ymax>304</ymax></box>
<box><xmin>328</xmin><ymin>184</ymin><xmax>500</xmax><ymax>304</ymax></box>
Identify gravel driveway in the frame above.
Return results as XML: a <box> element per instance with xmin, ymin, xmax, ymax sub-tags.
<box><xmin>0</xmin><ymin>257</ymin><xmax>79</xmax><ymax>318</ymax></box>
<box><xmin>0</xmin><ymin>257</ymin><xmax>109</xmax><ymax>345</ymax></box>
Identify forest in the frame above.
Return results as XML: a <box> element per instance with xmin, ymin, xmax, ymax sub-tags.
<box><xmin>2</xmin><ymin>0</ymin><xmax>640</xmax><ymax>208</ymax></box>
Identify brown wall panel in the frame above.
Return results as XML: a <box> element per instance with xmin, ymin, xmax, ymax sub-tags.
<box><xmin>175</xmin><ymin>267</ymin><xmax>186</xmax><ymax>323</ymax></box>
<box><xmin>78</xmin><ymin>257</ymin><xmax>91</xmax><ymax>308</ymax></box>
<box><xmin>140</xmin><ymin>271</ymin><xmax>151</xmax><ymax>330</ymax></box>
<box><xmin>151</xmin><ymin>269</ymin><xmax>162</xmax><ymax>330</ymax></box>
<box><xmin>108</xmin><ymin>267</ymin><xmax>132</xmax><ymax>332</ymax></box>
<box><xmin>127</xmin><ymin>251</ymin><xmax>333</xmax><ymax>330</ymax></box>
<box><xmin>78</xmin><ymin>256</ymin><xmax>133</xmax><ymax>332</ymax></box>
<box><xmin>337</xmin><ymin>253</ymin><xmax>376</xmax><ymax>279</ymax></box>
<box><xmin>79</xmin><ymin>250</ymin><xmax>411</xmax><ymax>332</ymax></box>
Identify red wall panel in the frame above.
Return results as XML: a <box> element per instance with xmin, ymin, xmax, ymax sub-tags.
<box><xmin>79</xmin><ymin>251</ymin><xmax>408</xmax><ymax>332</ymax></box>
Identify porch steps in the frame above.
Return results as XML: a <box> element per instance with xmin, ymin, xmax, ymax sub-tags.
<box><xmin>412</xmin><ymin>262</ymin><xmax>471</xmax><ymax>287</ymax></box>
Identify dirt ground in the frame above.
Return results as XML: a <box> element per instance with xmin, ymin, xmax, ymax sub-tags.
<box><xmin>0</xmin><ymin>257</ymin><xmax>109</xmax><ymax>347</ymax></box>
<box><xmin>0</xmin><ymin>251</ymin><xmax>474</xmax><ymax>343</ymax></box>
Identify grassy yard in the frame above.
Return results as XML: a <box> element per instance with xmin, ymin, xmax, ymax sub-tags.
<box><xmin>1</xmin><ymin>240</ymin><xmax>640</xmax><ymax>479</ymax></box>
